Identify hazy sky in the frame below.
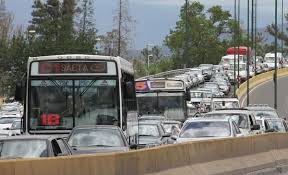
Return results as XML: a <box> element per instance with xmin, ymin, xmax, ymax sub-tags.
<box><xmin>5</xmin><ymin>0</ymin><xmax>287</xmax><ymax>49</ymax></box>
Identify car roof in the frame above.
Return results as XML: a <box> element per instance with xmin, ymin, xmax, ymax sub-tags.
<box><xmin>185</xmin><ymin>117</ymin><xmax>231</xmax><ymax>122</ymax></box>
<box><xmin>245</xmin><ymin>106</ymin><xmax>276</xmax><ymax>111</ymax></box>
<box><xmin>212</xmin><ymin>98</ymin><xmax>239</xmax><ymax>102</ymax></box>
<box><xmin>206</xmin><ymin>109</ymin><xmax>251</xmax><ymax>115</ymax></box>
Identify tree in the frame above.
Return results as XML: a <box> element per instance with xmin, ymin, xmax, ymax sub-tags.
<box><xmin>165</xmin><ymin>2</ymin><xmax>248</xmax><ymax>68</ymax></box>
<box><xmin>29</xmin><ymin>0</ymin><xmax>97</xmax><ymax>55</ymax></box>
<box><xmin>113</xmin><ymin>0</ymin><xmax>135</xmax><ymax>57</ymax></box>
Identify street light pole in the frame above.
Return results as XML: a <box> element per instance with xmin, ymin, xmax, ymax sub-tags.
<box><xmin>254</xmin><ymin>0</ymin><xmax>257</xmax><ymax>71</ymax></box>
<box><xmin>246</xmin><ymin>0</ymin><xmax>250</xmax><ymax>106</ymax></box>
<box><xmin>274</xmin><ymin>0</ymin><xmax>278</xmax><ymax>109</ymax></box>
<box><xmin>233</xmin><ymin>0</ymin><xmax>237</xmax><ymax>96</ymax></box>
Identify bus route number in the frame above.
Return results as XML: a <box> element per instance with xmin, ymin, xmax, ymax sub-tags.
<box><xmin>41</xmin><ymin>114</ymin><xmax>60</xmax><ymax>126</ymax></box>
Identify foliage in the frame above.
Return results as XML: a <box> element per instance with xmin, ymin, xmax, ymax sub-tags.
<box><xmin>165</xmin><ymin>2</ymin><xmax>244</xmax><ymax>68</ymax></box>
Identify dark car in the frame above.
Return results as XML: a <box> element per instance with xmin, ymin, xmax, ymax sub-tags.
<box><xmin>0</xmin><ymin>135</ymin><xmax>72</xmax><ymax>160</ymax></box>
<box><xmin>67</xmin><ymin>125</ymin><xmax>134</xmax><ymax>155</ymax></box>
<box><xmin>137</xmin><ymin>121</ymin><xmax>170</xmax><ymax>149</ymax></box>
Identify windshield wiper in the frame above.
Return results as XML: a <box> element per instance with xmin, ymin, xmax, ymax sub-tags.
<box><xmin>79</xmin><ymin>80</ymin><xmax>97</xmax><ymax>97</ymax></box>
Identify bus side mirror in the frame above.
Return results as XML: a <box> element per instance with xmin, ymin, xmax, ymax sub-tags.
<box><xmin>125</xmin><ymin>82</ymin><xmax>135</xmax><ymax>99</ymax></box>
<box><xmin>186</xmin><ymin>91</ymin><xmax>191</xmax><ymax>101</ymax></box>
<box><xmin>14</xmin><ymin>83</ymin><xmax>23</xmax><ymax>102</ymax></box>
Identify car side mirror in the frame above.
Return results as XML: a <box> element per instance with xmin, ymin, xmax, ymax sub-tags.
<box><xmin>4</xmin><ymin>128</ymin><xmax>10</xmax><ymax>130</ymax></box>
<box><xmin>129</xmin><ymin>144</ymin><xmax>138</xmax><ymax>150</ymax></box>
<box><xmin>14</xmin><ymin>83</ymin><xmax>23</xmax><ymax>102</ymax></box>
<box><xmin>251</xmin><ymin>124</ymin><xmax>261</xmax><ymax>130</ymax></box>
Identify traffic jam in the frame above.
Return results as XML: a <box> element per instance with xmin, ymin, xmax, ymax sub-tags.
<box><xmin>0</xmin><ymin>48</ymin><xmax>287</xmax><ymax>160</ymax></box>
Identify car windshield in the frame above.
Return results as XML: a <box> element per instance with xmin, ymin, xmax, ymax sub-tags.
<box><xmin>205</xmin><ymin>114</ymin><xmax>249</xmax><ymax>129</ymax></box>
<box><xmin>253</xmin><ymin>111</ymin><xmax>279</xmax><ymax>118</ymax></box>
<box><xmin>138</xmin><ymin>124</ymin><xmax>160</xmax><ymax>137</ymax></box>
<box><xmin>68</xmin><ymin>128</ymin><xmax>125</xmax><ymax>147</ymax></box>
<box><xmin>137</xmin><ymin>92</ymin><xmax>185</xmax><ymax>120</ymax></box>
<box><xmin>179</xmin><ymin>121</ymin><xmax>230</xmax><ymax>138</ymax></box>
<box><xmin>267</xmin><ymin>120</ymin><xmax>286</xmax><ymax>132</ymax></box>
<box><xmin>29</xmin><ymin>79</ymin><xmax>119</xmax><ymax>130</ymax></box>
<box><xmin>213</xmin><ymin>101</ymin><xmax>239</xmax><ymax>110</ymax></box>
<box><xmin>0</xmin><ymin>118</ymin><xmax>18</xmax><ymax>124</ymax></box>
<box><xmin>0</xmin><ymin>139</ymin><xmax>47</xmax><ymax>159</ymax></box>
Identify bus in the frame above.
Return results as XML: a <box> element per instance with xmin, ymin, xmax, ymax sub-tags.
<box><xmin>15</xmin><ymin>54</ymin><xmax>138</xmax><ymax>137</ymax></box>
<box><xmin>135</xmin><ymin>78</ymin><xmax>191</xmax><ymax>122</ymax></box>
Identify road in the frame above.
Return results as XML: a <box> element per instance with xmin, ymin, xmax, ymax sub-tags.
<box><xmin>241</xmin><ymin>76</ymin><xmax>288</xmax><ymax>118</ymax></box>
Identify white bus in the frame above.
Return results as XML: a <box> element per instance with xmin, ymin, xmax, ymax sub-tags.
<box><xmin>135</xmin><ymin>78</ymin><xmax>191</xmax><ymax>122</ymax></box>
<box><xmin>15</xmin><ymin>55</ymin><xmax>138</xmax><ymax>137</ymax></box>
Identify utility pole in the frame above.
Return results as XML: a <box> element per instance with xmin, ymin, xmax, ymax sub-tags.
<box><xmin>251</xmin><ymin>0</ymin><xmax>254</xmax><ymax>78</ymax></box>
<box><xmin>237</xmin><ymin>0</ymin><xmax>240</xmax><ymax>88</ymax></box>
<box><xmin>274</xmin><ymin>0</ymin><xmax>278</xmax><ymax>109</ymax></box>
<box><xmin>246</xmin><ymin>0</ymin><xmax>250</xmax><ymax>106</ymax></box>
<box><xmin>233</xmin><ymin>0</ymin><xmax>237</xmax><ymax>96</ymax></box>
<box><xmin>184</xmin><ymin>0</ymin><xmax>189</xmax><ymax>68</ymax></box>
<box><xmin>254</xmin><ymin>0</ymin><xmax>257</xmax><ymax>72</ymax></box>
<box><xmin>281</xmin><ymin>0</ymin><xmax>284</xmax><ymax>55</ymax></box>
<box><xmin>118</xmin><ymin>0</ymin><xmax>122</xmax><ymax>57</ymax></box>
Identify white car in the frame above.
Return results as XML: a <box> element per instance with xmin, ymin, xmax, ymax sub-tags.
<box><xmin>0</xmin><ymin>117</ymin><xmax>20</xmax><ymax>130</ymax></box>
<box><xmin>264</xmin><ymin>52</ymin><xmax>283</xmax><ymax>70</ymax></box>
<box><xmin>175</xmin><ymin>117</ymin><xmax>242</xmax><ymax>143</ymax></box>
<box><xmin>210</xmin><ymin>98</ymin><xmax>240</xmax><ymax>111</ymax></box>
<box><xmin>204</xmin><ymin>109</ymin><xmax>261</xmax><ymax>136</ymax></box>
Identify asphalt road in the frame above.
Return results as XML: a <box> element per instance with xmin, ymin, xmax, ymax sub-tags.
<box><xmin>241</xmin><ymin>76</ymin><xmax>288</xmax><ymax>118</ymax></box>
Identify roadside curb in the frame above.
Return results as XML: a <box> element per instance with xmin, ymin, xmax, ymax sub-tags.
<box><xmin>236</xmin><ymin>68</ymin><xmax>288</xmax><ymax>102</ymax></box>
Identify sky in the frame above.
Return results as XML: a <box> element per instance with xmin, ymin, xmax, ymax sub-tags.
<box><xmin>5</xmin><ymin>0</ymin><xmax>287</xmax><ymax>49</ymax></box>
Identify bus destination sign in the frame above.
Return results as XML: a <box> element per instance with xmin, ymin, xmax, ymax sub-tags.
<box><xmin>38</xmin><ymin>62</ymin><xmax>107</xmax><ymax>74</ymax></box>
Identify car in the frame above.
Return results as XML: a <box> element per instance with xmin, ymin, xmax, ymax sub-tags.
<box><xmin>256</xmin><ymin>117</ymin><xmax>288</xmax><ymax>133</ymax></box>
<box><xmin>210</xmin><ymin>98</ymin><xmax>240</xmax><ymax>111</ymax></box>
<box><xmin>0</xmin><ymin>117</ymin><xmax>20</xmax><ymax>130</ymax></box>
<box><xmin>187</xmin><ymin>90</ymin><xmax>212</xmax><ymax>115</ymax></box>
<box><xmin>203</xmin><ymin>83</ymin><xmax>224</xmax><ymax>97</ymax></box>
<box><xmin>0</xmin><ymin>135</ymin><xmax>72</xmax><ymax>159</ymax></box>
<box><xmin>204</xmin><ymin>109</ymin><xmax>260</xmax><ymax>136</ymax></box>
<box><xmin>245</xmin><ymin>104</ymin><xmax>279</xmax><ymax>118</ymax></box>
<box><xmin>137</xmin><ymin>121</ymin><xmax>171</xmax><ymax>148</ymax></box>
<box><xmin>67</xmin><ymin>125</ymin><xmax>134</xmax><ymax>154</ymax></box>
<box><xmin>161</xmin><ymin>120</ymin><xmax>182</xmax><ymax>135</ymax></box>
<box><xmin>175</xmin><ymin>117</ymin><xmax>242</xmax><ymax>143</ymax></box>
<box><xmin>214</xmin><ymin>80</ymin><xmax>230</xmax><ymax>95</ymax></box>
<box><xmin>8</xmin><ymin>119</ymin><xmax>21</xmax><ymax>136</ymax></box>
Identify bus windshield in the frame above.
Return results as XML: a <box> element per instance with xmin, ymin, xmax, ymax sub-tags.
<box><xmin>137</xmin><ymin>92</ymin><xmax>185</xmax><ymax>121</ymax></box>
<box><xmin>29</xmin><ymin>79</ymin><xmax>119</xmax><ymax>131</ymax></box>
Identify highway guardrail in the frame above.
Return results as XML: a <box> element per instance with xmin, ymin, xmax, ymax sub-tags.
<box><xmin>1</xmin><ymin>133</ymin><xmax>288</xmax><ymax>175</ymax></box>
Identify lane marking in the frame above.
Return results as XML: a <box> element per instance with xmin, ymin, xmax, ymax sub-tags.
<box><xmin>240</xmin><ymin>76</ymin><xmax>288</xmax><ymax>107</ymax></box>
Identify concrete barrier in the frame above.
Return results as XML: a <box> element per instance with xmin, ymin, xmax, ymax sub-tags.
<box><xmin>236</xmin><ymin>68</ymin><xmax>288</xmax><ymax>100</ymax></box>
<box><xmin>1</xmin><ymin>133</ymin><xmax>288</xmax><ymax>175</ymax></box>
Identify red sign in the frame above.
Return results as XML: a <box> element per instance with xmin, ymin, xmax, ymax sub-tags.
<box><xmin>38</xmin><ymin>62</ymin><xmax>107</xmax><ymax>74</ymax></box>
<box><xmin>41</xmin><ymin>114</ymin><xmax>60</xmax><ymax>126</ymax></box>
<box><xmin>226</xmin><ymin>47</ymin><xmax>251</xmax><ymax>56</ymax></box>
